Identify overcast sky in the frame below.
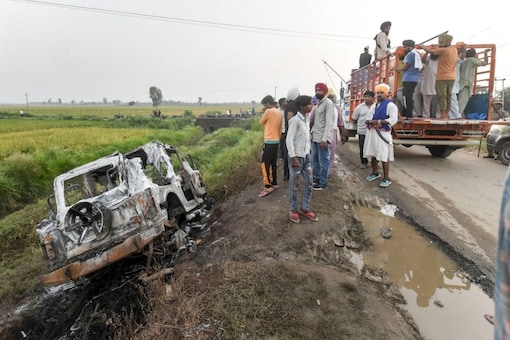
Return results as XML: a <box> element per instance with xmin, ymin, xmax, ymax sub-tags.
<box><xmin>2</xmin><ymin>0</ymin><xmax>510</xmax><ymax>104</ymax></box>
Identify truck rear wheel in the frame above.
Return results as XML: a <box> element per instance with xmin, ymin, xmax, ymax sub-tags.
<box><xmin>498</xmin><ymin>141</ymin><xmax>510</xmax><ymax>165</ymax></box>
<box><xmin>427</xmin><ymin>146</ymin><xmax>454</xmax><ymax>158</ymax></box>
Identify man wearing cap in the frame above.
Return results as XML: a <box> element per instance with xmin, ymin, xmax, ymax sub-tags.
<box><xmin>363</xmin><ymin>83</ymin><xmax>398</xmax><ymax>188</ymax></box>
<box><xmin>374</xmin><ymin>21</ymin><xmax>392</xmax><ymax>61</ymax></box>
<box><xmin>359</xmin><ymin>46</ymin><xmax>372</xmax><ymax>68</ymax></box>
<box><xmin>311</xmin><ymin>82</ymin><xmax>335</xmax><ymax>190</ymax></box>
<box><xmin>395</xmin><ymin>39</ymin><xmax>422</xmax><ymax>118</ymax></box>
<box><xmin>418</xmin><ymin>34</ymin><xmax>457</xmax><ymax>120</ymax></box>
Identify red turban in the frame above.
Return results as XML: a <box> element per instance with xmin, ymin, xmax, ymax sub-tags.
<box><xmin>315</xmin><ymin>83</ymin><xmax>328</xmax><ymax>94</ymax></box>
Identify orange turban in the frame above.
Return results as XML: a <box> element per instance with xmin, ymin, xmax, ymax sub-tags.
<box><xmin>375</xmin><ymin>83</ymin><xmax>390</xmax><ymax>95</ymax></box>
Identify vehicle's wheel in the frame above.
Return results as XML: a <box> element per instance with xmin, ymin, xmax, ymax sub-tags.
<box><xmin>64</xmin><ymin>202</ymin><xmax>112</xmax><ymax>244</ymax></box>
<box><xmin>498</xmin><ymin>141</ymin><xmax>510</xmax><ymax>165</ymax></box>
<box><xmin>427</xmin><ymin>145</ymin><xmax>454</xmax><ymax>158</ymax></box>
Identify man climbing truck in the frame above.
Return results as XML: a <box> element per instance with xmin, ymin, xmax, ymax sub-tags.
<box><xmin>344</xmin><ymin>41</ymin><xmax>507</xmax><ymax>158</ymax></box>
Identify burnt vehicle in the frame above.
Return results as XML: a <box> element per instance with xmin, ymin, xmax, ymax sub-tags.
<box><xmin>37</xmin><ymin>141</ymin><xmax>211</xmax><ymax>285</ymax></box>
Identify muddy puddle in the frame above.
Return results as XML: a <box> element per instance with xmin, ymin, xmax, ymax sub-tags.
<box><xmin>350</xmin><ymin>206</ymin><xmax>494</xmax><ymax>340</ymax></box>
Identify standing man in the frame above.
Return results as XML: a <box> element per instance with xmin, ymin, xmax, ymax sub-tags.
<box><xmin>352</xmin><ymin>90</ymin><xmax>375</xmax><ymax>169</ymax></box>
<box><xmin>278</xmin><ymin>97</ymin><xmax>287</xmax><ymax>160</ymax></box>
<box><xmin>374</xmin><ymin>21</ymin><xmax>392</xmax><ymax>61</ymax></box>
<box><xmin>283</xmin><ymin>87</ymin><xmax>300</xmax><ymax>182</ymax></box>
<box><xmin>418</xmin><ymin>34</ymin><xmax>458</xmax><ymax>120</ymax></box>
<box><xmin>359</xmin><ymin>46</ymin><xmax>372</xmax><ymax>68</ymax></box>
<box><xmin>458</xmin><ymin>48</ymin><xmax>489</xmax><ymax>116</ymax></box>
<box><xmin>258</xmin><ymin>95</ymin><xmax>282</xmax><ymax>197</ymax></box>
<box><xmin>311</xmin><ymin>82</ymin><xmax>335</xmax><ymax>190</ymax></box>
<box><xmin>364</xmin><ymin>83</ymin><xmax>399</xmax><ymax>188</ymax></box>
<box><xmin>395</xmin><ymin>40</ymin><xmax>422</xmax><ymax>118</ymax></box>
<box><xmin>286</xmin><ymin>95</ymin><xmax>318</xmax><ymax>223</ymax></box>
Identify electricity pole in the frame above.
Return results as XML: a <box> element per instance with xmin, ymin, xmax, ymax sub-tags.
<box><xmin>25</xmin><ymin>92</ymin><xmax>29</xmax><ymax>111</ymax></box>
<box><xmin>496</xmin><ymin>78</ymin><xmax>506</xmax><ymax>110</ymax></box>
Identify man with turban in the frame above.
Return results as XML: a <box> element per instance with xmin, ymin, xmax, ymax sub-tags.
<box><xmin>363</xmin><ymin>83</ymin><xmax>399</xmax><ymax>188</ymax></box>
<box><xmin>417</xmin><ymin>34</ymin><xmax>457</xmax><ymax>120</ymax></box>
<box><xmin>374</xmin><ymin>21</ymin><xmax>392</xmax><ymax>61</ymax></box>
<box><xmin>310</xmin><ymin>82</ymin><xmax>335</xmax><ymax>190</ymax></box>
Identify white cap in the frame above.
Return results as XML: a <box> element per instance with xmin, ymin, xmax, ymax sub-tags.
<box><xmin>364</xmin><ymin>46</ymin><xmax>369</xmax><ymax>50</ymax></box>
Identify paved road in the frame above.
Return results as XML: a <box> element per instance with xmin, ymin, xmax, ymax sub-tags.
<box><xmin>339</xmin><ymin>138</ymin><xmax>508</xmax><ymax>281</ymax></box>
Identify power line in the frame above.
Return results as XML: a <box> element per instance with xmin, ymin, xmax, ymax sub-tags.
<box><xmin>12</xmin><ymin>0</ymin><xmax>369</xmax><ymax>42</ymax></box>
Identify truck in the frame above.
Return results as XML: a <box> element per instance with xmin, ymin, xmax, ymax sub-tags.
<box><xmin>343</xmin><ymin>42</ymin><xmax>503</xmax><ymax>158</ymax></box>
<box><xmin>36</xmin><ymin>141</ymin><xmax>212</xmax><ymax>285</ymax></box>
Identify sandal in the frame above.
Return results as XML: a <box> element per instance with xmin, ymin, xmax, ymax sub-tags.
<box><xmin>290</xmin><ymin>211</ymin><xmax>300</xmax><ymax>223</ymax></box>
<box><xmin>299</xmin><ymin>209</ymin><xmax>319</xmax><ymax>222</ymax></box>
<box><xmin>258</xmin><ymin>186</ymin><xmax>274</xmax><ymax>197</ymax></box>
<box><xmin>484</xmin><ymin>314</ymin><xmax>494</xmax><ymax>325</ymax></box>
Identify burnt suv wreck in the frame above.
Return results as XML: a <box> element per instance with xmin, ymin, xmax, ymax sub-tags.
<box><xmin>37</xmin><ymin>141</ymin><xmax>211</xmax><ymax>285</ymax></box>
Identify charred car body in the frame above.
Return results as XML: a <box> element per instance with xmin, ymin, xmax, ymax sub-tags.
<box><xmin>37</xmin><ymin>141</ymin><xmax>211</xmax><ymax>285</ymax></box>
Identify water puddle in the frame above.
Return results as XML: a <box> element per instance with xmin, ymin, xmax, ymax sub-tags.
<box><xmin>351</xmin><ymin>206</ymin><xmax>493</xmax><ymax>340</ymax></box>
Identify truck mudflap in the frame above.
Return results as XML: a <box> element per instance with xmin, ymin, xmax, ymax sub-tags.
<box><xmin>43</xmin><ymin>233</ymin><xmax>158</xmax><ymax>285</ymax></box>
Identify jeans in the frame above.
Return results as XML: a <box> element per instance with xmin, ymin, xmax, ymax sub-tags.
<box><xmin>358</xmin><ymin>134</ymin><xmax>368</xmax><ymax>164</ymax></box>
<box><xmin>289</xmin><ymin>154</ymin><xmax>313</xmax><ymax>212</ymax></box>
<box><xmin>311</xmin><ymin>141</ymin><xmax>330</xmax><ymax>186</ymax></box>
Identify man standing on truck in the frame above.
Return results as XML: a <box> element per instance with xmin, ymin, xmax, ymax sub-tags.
<box><xmin>359</xmin><ymin>46</ymin><xmax>372</xmax><ymax>68</ymax></box>
<box><xmin>374</xmin><ymin>21</ymin><xmax>392</xmax><ymax>61</ymax></box>
<box><xmin>395</xmin><ymin>39</ymin><xmax>422</xmax><ymax>118</ymax></box>
<box><xmin>352</xmin><ymin>90</ymin><xmax>375</xmax><ymax>169</ymax></box>
<box><xmin>458</xmin><ymin>48</ymin><xmax>489</xmax><ymax>116</ymax></box>
<box><xmin>364</xmin><ymin>83</ymin><xmax>399</xmax><ymax>188</ymax></box>
<box><xmin>417</xmin><ymin>34</ymin><xmax>457</xmax><ymax>120</ymax></box>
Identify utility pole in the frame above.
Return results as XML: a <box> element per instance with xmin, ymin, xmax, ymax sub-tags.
<box><xmin>25</xmin><ymin>92</ymin><xmax>29</xmax><ymax>111</ymax></box>
<box><xmin>496</xmin><ymin>78</ymin><xmax>506</xmax><ymax>110</ymax></box>
<box><xmin>503</xmin><ymin>79</ymin><xmax>506</xmax><ymax>111</ymax></box>
<box><xmin>274</xmin><ymin>86</ymin><xmax>277</xmax><ymax>100</ymax></box>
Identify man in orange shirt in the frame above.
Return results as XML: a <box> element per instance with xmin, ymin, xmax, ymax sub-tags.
<box><xmin>259</xmin><ymin>95</ymin><xmax>282</xmax><ymax>197</ymax></box>
<box><xmin>418</xmin><ymin>34</ymin><xmax>457</xmax><ymax>120</ymax></box>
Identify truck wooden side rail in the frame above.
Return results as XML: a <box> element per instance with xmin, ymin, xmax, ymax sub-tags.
<box><xmin>344</xmin><ymin>43</ymin><xmax>505</xmax><ymax>157</ymax></box>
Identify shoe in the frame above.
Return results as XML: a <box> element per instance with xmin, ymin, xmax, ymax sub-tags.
<box><xmin>379</xmin><ymin>178</ymin><xmax>392</xmax><ymax>188</ymax></box>
<box><xmin>366</xmin><ymin>173</ymin><xmax>380</xmax><ymax>182</ymax></box>
<box><xmin>258</xmin><ymin>186</ymin><xmax>274</xmax><ymax>197</ymax></box>
<box><xmin>290</xmin><ymin>211</ymin><xmax>300</xmax><ymax>223</ymax></box>
<box><xmin>271</xmin><ymin>184</ymin><xmax>280</xmax><ymax>189</ymax></box>
<box><xmin>484</xmin><ymin>314</ymin><xmax>494</xmax><ymax>325</ymax></box>
<box><xmin>299</xmin><ymin>209</ymin><xmax>319</xmax><ymax>222</ymax></box>
<box><xmin>312</xmin><ymin>184</ymin><xmax>326</xmax><ymax>191</ymax></box>
<box><xmin>360</xmin><ymin>164</ymin><xmax>368</xmax><ymax>169</ymax></box>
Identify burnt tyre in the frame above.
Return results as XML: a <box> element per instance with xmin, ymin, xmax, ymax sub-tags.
<box><xmin>427</xmin><ymin>145</ymin><xmax>454</xmax><ymax>158</ymax></box>
<box><xmin>498</xmin><ymin>140</ymin><xmax>510</xmax><ymax>165</ymax></box>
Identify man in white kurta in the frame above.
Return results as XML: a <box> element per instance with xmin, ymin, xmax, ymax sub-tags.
<box><xmin>363</xmin><ymin>83</ymin><xmax>399</xmax><ymax>188</ymax></box>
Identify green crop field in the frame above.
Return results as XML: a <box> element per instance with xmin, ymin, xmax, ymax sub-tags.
<box><xmin>0</xmin><ymin>104</ymin><xmax>258</xmax><ymax>119</ymax></box>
